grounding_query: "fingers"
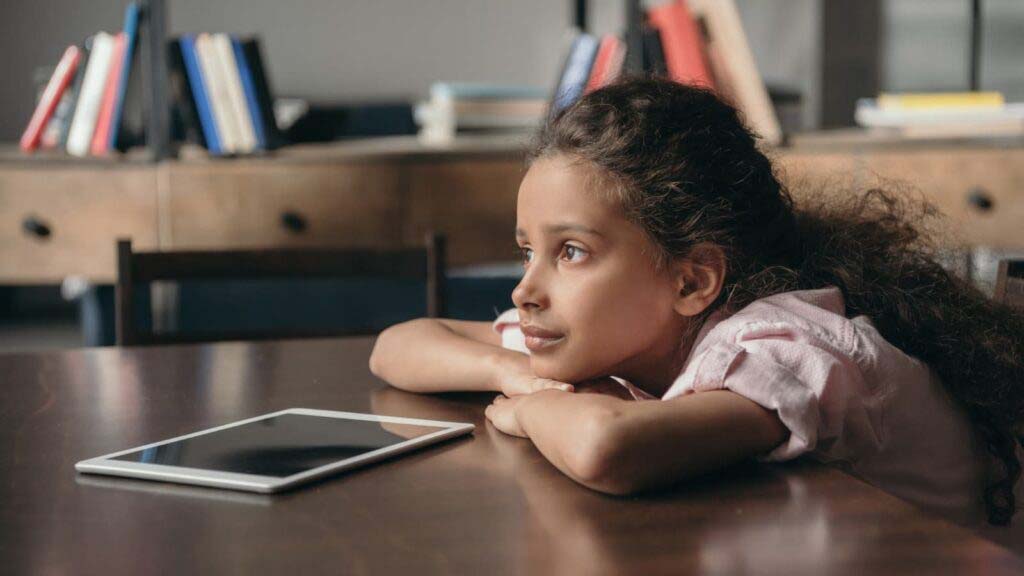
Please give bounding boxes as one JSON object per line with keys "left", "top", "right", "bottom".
{"left": 531, "top": 379, "right": 574, "bottom": 394}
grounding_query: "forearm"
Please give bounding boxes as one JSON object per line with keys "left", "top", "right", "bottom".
{"left": 369, "top": 318, "right": 526, "bottom": 393}
{"left": 514, "top": 390, "right": 630, "bottom": 490}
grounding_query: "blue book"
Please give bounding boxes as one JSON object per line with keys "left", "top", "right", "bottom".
{"left": 552, "top": 33, "right": 599, "bottom": 113}
{"left": 231, "top": 37, "right": 266, "bottom": 150}
{"left": 108, "top": 2, "right": 139, "bottom": 151}
{"left": 179, "top": 35, "right": 222, "bottom": 155}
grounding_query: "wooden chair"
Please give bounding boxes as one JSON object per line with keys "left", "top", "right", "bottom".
{"left": 115, "top": 234, "right": 446, "bottom": 346}
{"left": 993, "top": 259, "right": 1024, "bottom": 310}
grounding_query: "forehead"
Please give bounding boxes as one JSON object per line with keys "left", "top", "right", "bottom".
{"left": 517, "top": 156, "right": 624, "bottom": 231}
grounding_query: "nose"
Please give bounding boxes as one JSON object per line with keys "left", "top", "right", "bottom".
{"left": 511, "top": 265, "right": 546, "bottom": 311}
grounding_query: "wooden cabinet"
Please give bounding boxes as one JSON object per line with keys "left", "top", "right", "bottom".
{"left": 162, "top": 161, "right": 405, "bottom": 250}
{"left": 404, "top": 159, "right": 525, "bottom": 267}
{"left": 1, "top": 136, "right": 1022, "bottom": 284}
{"left": 860, "top": 148, "right": 1024, "bottom": 249}
{"left": 0, "top": 167, "right": 157, "bottom": 283}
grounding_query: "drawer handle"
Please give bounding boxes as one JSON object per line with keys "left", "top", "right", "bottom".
{"left": 967, "top": 188, "right": 995, "bottom": 212}
{"left": 280, "top": 210, "right": 308, "bottom": 234}
{"left": 22, "top": 216, "right": 52, "bottom": 239}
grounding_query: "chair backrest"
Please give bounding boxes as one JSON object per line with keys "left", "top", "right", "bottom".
{"left": 993, "top": 259, "right": 1024, "bottom": 310}
{"left": 116, "top": 234, "right": 446, "bottom": 346}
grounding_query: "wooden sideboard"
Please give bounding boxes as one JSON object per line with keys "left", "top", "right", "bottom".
{"left": 1, "top": 133, "right": 1022, "bottom": 284}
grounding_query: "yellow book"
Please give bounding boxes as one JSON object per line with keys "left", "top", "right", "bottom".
{"left": 878, "top": 92, "right": 1005, "bottom": 110}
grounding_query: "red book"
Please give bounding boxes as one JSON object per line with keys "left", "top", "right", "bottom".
{"left": 585, "top": 35, "right": 623, "bottom": 93}
{"left": 19, "top": 46, "right": 81, "bottom": 153}
{"left": 90, "top": 33, "right": 126, "bottom": 156}
{"left": 648, "top": 0, "right": 715, "bottom": 89}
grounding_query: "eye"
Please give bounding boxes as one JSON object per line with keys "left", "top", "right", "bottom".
{"left": 560, "top": 243, "right": 588, "bottom": 263}
{"left": 519, "top": 246, "right": 534, "bottom": 266}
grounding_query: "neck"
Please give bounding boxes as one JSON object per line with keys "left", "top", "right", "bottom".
{"left": 613, "top": 319, "right": 702, "bottom": 398}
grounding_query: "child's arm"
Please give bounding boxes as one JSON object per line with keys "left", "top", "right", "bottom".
{"left": 488, "top": 389, "right": 787, "bottom": 495}
{"left": 370, "top": 318, "right": 572, "bottom": 395}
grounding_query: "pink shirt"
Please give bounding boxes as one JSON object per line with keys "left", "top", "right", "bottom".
{"left": 493, "top": 286, "right": 1006, "bottom": 529}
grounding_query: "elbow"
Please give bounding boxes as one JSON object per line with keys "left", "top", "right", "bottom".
{"left": 563, "top": 409, "right": 639, "bottom": 496}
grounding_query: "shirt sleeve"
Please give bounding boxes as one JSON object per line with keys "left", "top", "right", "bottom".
{"left": 492, "top": 308, "right": 528, "bottom": 354}
{"left": 665, "top": 322, "right": 873, "bottom": 462}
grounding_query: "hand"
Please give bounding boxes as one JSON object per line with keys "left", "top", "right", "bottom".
{"left": 493, "top": 353, "right": 574, "bottom": 397}
{"left": 485, "top": 394, "right": 529, "bottom": 438}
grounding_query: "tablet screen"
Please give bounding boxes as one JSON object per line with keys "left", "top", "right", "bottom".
{"left": 112, "top": 413, "right": 440, "bottom": 477}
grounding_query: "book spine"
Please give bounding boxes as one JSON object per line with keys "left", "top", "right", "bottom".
{"left": 58, "top": 44, "right": 90, "bottom": 148}
{"left": 196, "top": 33, "right": 238, "bottom": 153}
{"left": 108, "top": 2, "right": 140, "bottom": 150}
{"left": 178, "top": 35, "right": 221, "bottom": 154}
{"left": 91, "top": 33, "right": 127, "bottom": 156}
{"left": 19, "top": 45, "right": 81, "bottom": 152}
{"left": 232, "top": 37, "right": 266, "bottom": 149}
{"left": 240, "top": 39, "right": 283, "bottom": 149}
{"left": 648, "top": 1, "right": 715, "bottom": 88}
{"left": 167, "top": 37, "right": 207, "bottom": 148}
{"left": 552, "top": 33, "right": 599, "bottom": 113}
{"left": 212, "top": 33, "right": 256, "bottom": 152}
{"left": 67, "top": 33, "right": 115, "bottom": 157}
{"left": 40, "top": 89, "right": 75, "bottom": 149}
{"left": 585, "top": 35, "right": 617, "bottom": 93}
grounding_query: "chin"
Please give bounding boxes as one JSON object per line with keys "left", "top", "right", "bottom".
{"left": 530, "top": 356, "right": 601, "bottom": 384}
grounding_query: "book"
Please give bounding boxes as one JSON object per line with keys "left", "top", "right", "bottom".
{"left": 67, "top": 32, "right": 115, "bottom": 157}
{"left": 855, "top": 98, "right": 1024, "bottom": 128}
{"left": 585, "top": 35, "right": 625, "bottom": 93}
{"left": 689, "top": 0, "right": 782, "bottom": 145}
{"left": 195, "top": 33, "right": 238, "bottom": 153}
{"left": 59, "top": 43, "right": 91, "bottom": 148}
{"left": 167, "top": 37, "right": 207, "bottom": 148}
{"left": 91, "top": 33, "right": 127, "bottom": 155}
{"left": 231, "top": 37, "right": 266, "bottom": 149}
{"left": 211, "top": 33, "right": 257, "bottom": 153}
{"left": 877, "top": 91, "right": 1005, "bottom": 110}
{"left": 642, "top": 25, "right": 669, "bottom": 76}
{"left": 40, "top": 87, "right": 76, "bottom": 149}
{"left": 107, "top": 2, "right": 140, "bottom": 150}
{"left": 238, "top": 38, "right": 284, "bottom": 149}
{"left": 551, "top": 32, "right": 600, "bottom": 114}
{"left": 647, "top": 0, "right": 715, "bottom": 89}
{"left": 20, "top": 45, "right": 81, "bottom": 152}
{"left": 178, "top": 35, "right": 221, "bottom": 154}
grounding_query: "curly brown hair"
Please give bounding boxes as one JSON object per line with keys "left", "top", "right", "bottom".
{"left": 531, "top": 76, "right": 1024, "bottom": 525}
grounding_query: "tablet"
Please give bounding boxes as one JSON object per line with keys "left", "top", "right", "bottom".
{"left": 75, "top": 408, "right": 474, "bottom": 493}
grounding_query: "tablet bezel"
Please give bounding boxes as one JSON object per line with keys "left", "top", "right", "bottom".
{"left": 74, "top": 408, "right": 475, "bottom": 493}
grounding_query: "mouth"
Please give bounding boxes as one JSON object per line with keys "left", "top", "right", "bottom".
{"left": 520, "top": 324, "right": 566, "bottom": 352}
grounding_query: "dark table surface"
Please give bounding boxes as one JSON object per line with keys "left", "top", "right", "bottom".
{"left": 2, "top": 337, "right": 1022, "bottom": 575}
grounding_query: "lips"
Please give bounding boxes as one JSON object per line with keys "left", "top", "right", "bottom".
{"left": 520, "top": 323, "right": 565, "bottom": 352}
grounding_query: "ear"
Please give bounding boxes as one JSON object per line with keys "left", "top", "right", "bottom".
{"left": 669, "top": 243, "right": 726, "bottom": 317}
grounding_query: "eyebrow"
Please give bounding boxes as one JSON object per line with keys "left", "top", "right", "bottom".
{"left": 515, "top": 223, "right": 606, "bottom": 239}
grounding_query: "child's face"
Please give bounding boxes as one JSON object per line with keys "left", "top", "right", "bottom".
{"left": 513, "top": 155, "right": 688, "bottom": 384}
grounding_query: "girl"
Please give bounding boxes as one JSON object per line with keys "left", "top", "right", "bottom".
{"left": 369, "top": 77, "right": 1024, "bottom": 530}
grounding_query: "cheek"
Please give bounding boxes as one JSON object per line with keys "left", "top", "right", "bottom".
{"left": 534, "top": 269, "right": 676, "bottom": 380}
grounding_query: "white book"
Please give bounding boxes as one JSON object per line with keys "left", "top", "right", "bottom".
{"left": 195, "top": 33, "right": 239, "bottom": 154}
{"left": 66, "top": 33, "right": 115, "bottom": 157}
{"left": 689, "top": 0, "right": 783, "bottom": 146}
{"left": 211, "top": 33, "right": 257, "bottom": 152}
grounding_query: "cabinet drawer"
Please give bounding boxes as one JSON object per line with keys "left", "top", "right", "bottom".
{"left": 405, "top": 159, "right": 526, "bottom": 267}
{"left": 164, "top": 162, "right": 405, "bottom": 250}
{"left": 0, "top": 167, "right": 157, "bottom": 283}
{"left": 862, "top": 149, "right": 1024, "bottom": 248}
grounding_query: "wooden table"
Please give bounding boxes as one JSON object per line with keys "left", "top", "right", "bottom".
{"left": 2, "top": 338, "right": 1021, "bottom": 575}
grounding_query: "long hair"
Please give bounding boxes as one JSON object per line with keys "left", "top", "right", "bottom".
{"left": 531, "top": 76, "right": 1024, "bottom": 525}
